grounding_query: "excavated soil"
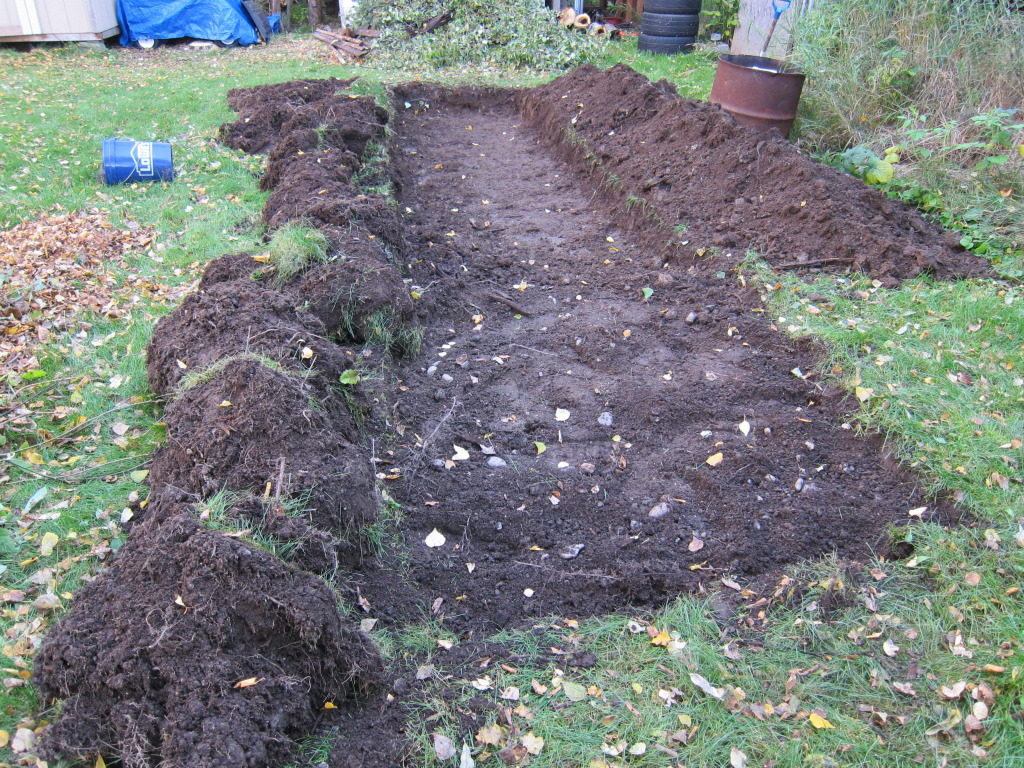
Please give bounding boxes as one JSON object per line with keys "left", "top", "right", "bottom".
{"left": 36, "top": 66, "right": 977, "bottom": 767}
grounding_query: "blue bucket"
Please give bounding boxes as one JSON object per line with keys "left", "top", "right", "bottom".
{"left": 101, "top": 138, "right": 174, "bottom": 185}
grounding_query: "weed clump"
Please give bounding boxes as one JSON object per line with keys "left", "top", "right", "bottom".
{"left": 354, "top": 0, "right": 600, "bottom": 70}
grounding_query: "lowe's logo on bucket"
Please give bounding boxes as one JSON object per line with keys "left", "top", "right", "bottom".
{"left": 130, "top": 141, "right": 155, "bottom": 177}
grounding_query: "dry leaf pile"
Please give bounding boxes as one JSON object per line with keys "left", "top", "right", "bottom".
{"left": 0, "top": 210, "right": 169, "bottom": 373}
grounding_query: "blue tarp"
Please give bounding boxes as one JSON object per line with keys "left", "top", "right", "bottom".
{"left": 117, "top": 0, "right": 262, "bottom": 46}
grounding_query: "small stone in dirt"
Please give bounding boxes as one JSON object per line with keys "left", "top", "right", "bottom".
{"left": 432, "top": 459, "right": 446, "bottom": 470}
{"left": 685, "top": 311, "right": 698, "bottom": 324}
{"left": 579, "top": 462, "right": 596, "bottom": 474}
{"left": 598, "top": 412, "right": 613, "bottom": 427}
{"left": 487, "top": 456, "right": 507, "bottom": 468}
{"left": 427, "top": 365, "right": 438, "bottom": 376}
{"left": 649, "top": 501, "right": 671, "bottom": 519}
{"left": 441, "top": 374, "right": 454, "bottom": 383}
{"left": 560, "top": 544, "right": 585, "bottom": 560}
{"left": 433, "top": 389, "right": 446, "bottom": 401}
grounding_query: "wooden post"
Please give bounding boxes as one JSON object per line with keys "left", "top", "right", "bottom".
{"left": 269, "top": 0, "right": 280, "bottom": 14}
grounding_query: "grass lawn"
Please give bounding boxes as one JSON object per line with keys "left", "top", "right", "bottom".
{"left": 1, "top": 32, "right": 1021, "bottom": 768}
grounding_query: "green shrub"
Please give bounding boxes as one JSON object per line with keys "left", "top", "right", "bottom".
{"left": 354, "top": 0, "right": 601, "bottom": 70}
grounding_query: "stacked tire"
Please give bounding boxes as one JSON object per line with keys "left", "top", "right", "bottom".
{"left": 638, "top": 0, "right": 702, "bottom": 55}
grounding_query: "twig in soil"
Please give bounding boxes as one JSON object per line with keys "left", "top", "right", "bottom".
{"left": 509, "top": 343, "right": 557, "bottom": 357}
{"left": 485, "top": 291, "right": 533, "bottom": 317}
{"left": 406, "top": 398, "right": 460, "bottom": 481}
{"left": 774, "top": 256, "right": 856, "bottom": 270}
{"left": 272, "top": 457, "right": 286, "bottom": 509}
{"left": 513, "top": 560, "right": 621, "bottom": 581}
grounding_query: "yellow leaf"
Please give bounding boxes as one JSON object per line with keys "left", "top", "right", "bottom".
{"left": 301, "top": 346, "right": 314, "bottom": 359}
{"left": 706, "top": 452, "right": 724, "bottom": 467}
{"left": 176, "top": 359, "right": 188, "bottom": 370}
{"left": 96, "top": 755, "right": 107, "bottom": 768}
{"left": 855, "top": 386, "right": 874, "bottom": 402}
{"left": 233, "top": 677, "right": 262, "bottom": 689}
{"left": 251, "top": 254, "right": 270, "bottom": 262}
{"left": 651, "top": 631, "right": 671, "bottom": 647}
{"left": 809, "top": 713, "right": 835, "bottom": 729}
{"left": 678, "top": 714, "right": 692, "bottom": 727}
{"left": 534, "top": 441, "right": 547, "bottom": 455}
{"left": 521, "top": 732, "right": 545, "bottom": 755}
{"left": 39, "top": 532, "right": 59, "bottom": 557}
{"left": 323, "top": 701, "right": 337, "bottom": 709}
{"left": 0, "top": 730, "right": 8, "bottom": 749}
{"left": 218, "top": 400, "right": 233, "bottom": 407}
{"left": 24, "top": 451, "right": 44, "bottom": 466}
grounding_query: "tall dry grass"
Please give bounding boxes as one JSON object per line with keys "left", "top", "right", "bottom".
{"left": 791, "top": 0, "right": 1024, "bottom": 148}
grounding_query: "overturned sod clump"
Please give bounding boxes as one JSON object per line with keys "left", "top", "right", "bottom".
{"left": 35, "top": 512, "right": 381, "bottom": 768}
{"left": 35, "top": 80, "right": 419, "bottom": 768}
{"left": 37, "top": 67, "right": 992, "bottom": 766}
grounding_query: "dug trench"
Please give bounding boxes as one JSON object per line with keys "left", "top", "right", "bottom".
{"left": 34, "top": 66, "right": 984, "bottom": 767}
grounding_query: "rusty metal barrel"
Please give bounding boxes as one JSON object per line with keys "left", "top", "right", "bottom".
{"left": 709, "top": 54, "right": 806, "bottom": 138}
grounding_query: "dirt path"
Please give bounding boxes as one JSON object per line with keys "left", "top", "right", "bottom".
{"left": 371, "top": 88, "right": 942, "bottom": 631}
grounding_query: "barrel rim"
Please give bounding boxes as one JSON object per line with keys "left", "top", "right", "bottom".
{"left": 717, "top": 53, "right": 804, "bottom": 77}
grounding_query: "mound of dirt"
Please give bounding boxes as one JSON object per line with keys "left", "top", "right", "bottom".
{"left": 147, "top": 358, "right": 374, "bottom": 537}
{"left": 145, "top": 277, "right": 354, "bottom": 400}
{"left": 221, "top": 86, "right": 402, "bottom": 243}
{"left": 518, "top": 63, "right": 989, "bottom": 284}
{"left": 35, "top": 512, "right": 381, "bottom": 768}
{"left": 220, "top": 77, "right": 358, "bottom": 155}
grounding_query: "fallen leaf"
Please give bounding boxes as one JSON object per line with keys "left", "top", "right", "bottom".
{"left": 10, "top": 727, "right": 35, "bottom": 753}
{"left": 112, "top": 422, "right": 130, "bottom": 436}
{"left": 218, "top": 400, "right": 233, "bottom": 407}
{"left": 0, "top": 730, "right": 8, "bottom": 749}
{"left": 925, "top": 708, "right": 962, "bottom": 736}
{"left": 706, "top": 452, "right": 724, "bottom": 467}
{"left": 433, "top": 733, "right": 457, "bottom": 761}
{"left": 965, "top": 572, "right": 982, "bottom": 586}
{"left": 855, "top": 386, "right": 874, "bottom": 402}
{"left": 808, "top": 712, "right": 835, "bottom": 729}
{"left": 521, "top": 732, "right": 545, "bottom": 756}
{"left": 39, "top": 531, "right": 59, "bottom": 556}
{"left": 730, "top": 747, "right": 747, "bottom": 768}
{"left": 628, "top": 742, "right": 647, "bottom": 756}
{"left": 908, "top": 506, "right": 927, "bottom": 518}
{"left": 472, "top": 676, "right": 494, "bottom": 691}
{"left": 501, "top": 686, "right": 521, "bottom": 701}
{"left": 892, "top": 681, "right": 916, "bottom": 696}
{"left": 555, "top": 408, "right": 571, "bottom": 422}
{"left": 233, "top": 677, "right": 262, "bottom": 688}
{"left": 688, "top": 535, "right": 705, "bottom": 552}
{"left": 689, "top": 673, "right": 725, "bottom": 700}
{"left": 323, "top": 701, "right": 337, "bottom": 709}
{"left": 651, "top": 631, "right": 671, "bottom": 647}
{"left": 973, "top": 701, "right": 989, "bottom": 720}
{"left": 563, "top": 680, "right": 587, "bottom": 701}
{"left": 939, "top": 681, "right": 967, "bottom": 699}
{"left": 452, "top": 444, "right": 471, "bottom": 461}
{"left": 883, "top": 639, "right": 900, "bottom": 657}
{"left": 738, "top": 419, "right": 751, "bottom": 437}
{"left": 534, "top": 441, "right": 547, "bottom": 455}
{"left": 461, "top": 741, "right": 476, "bottom": 768}
{"left": 416, "top": 665, "right": 434, "bottom": 680}
{"left": 425, "top": 529, "right": 447, "bottom": 548}
{"left": 477, "top": 724, "right": 503, "bottom": 746}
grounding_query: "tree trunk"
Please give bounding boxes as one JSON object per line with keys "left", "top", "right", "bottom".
{"left": 269, "top": 0, "right": 280, "bottom": 14}
{"left": 308, "top": 0, "right": 325, "bottom": 28}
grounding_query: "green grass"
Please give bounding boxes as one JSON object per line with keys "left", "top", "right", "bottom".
{"left": 432, "top": 539, "right": 1022, "bottom": 767}
{"left": 266, "top": 221, "right": 329, "bottom": 285}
